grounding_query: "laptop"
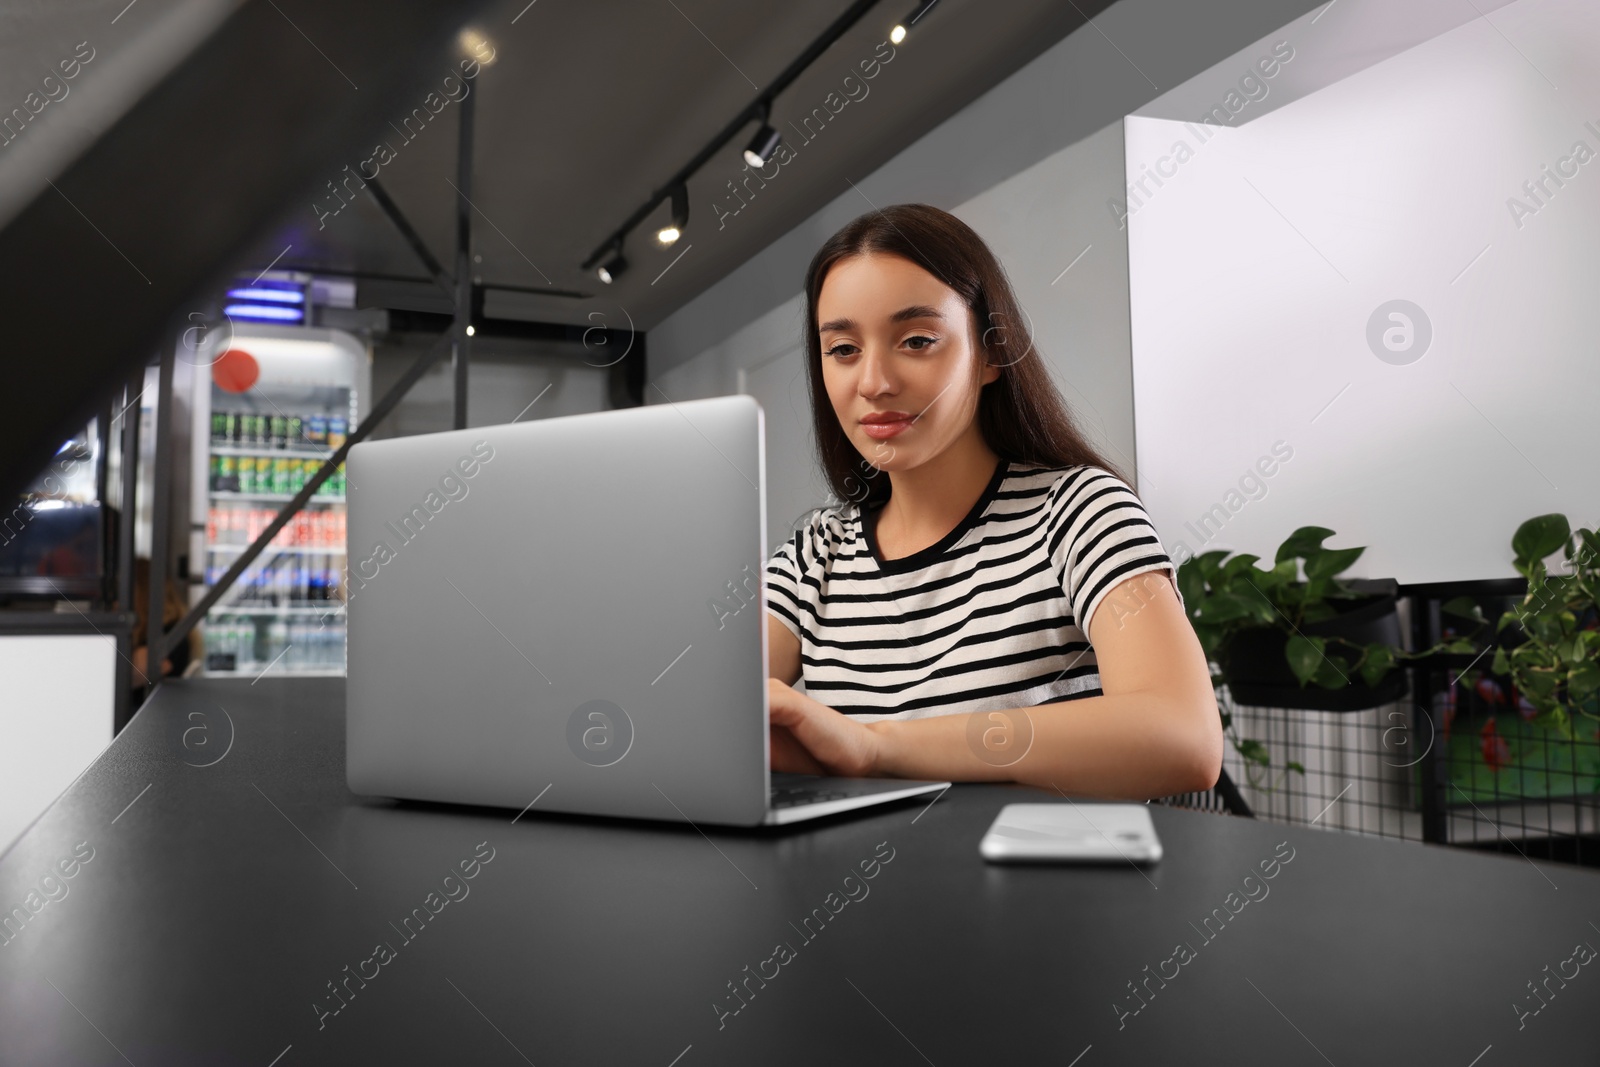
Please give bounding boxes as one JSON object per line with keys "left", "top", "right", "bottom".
{"left": 344, "top": 393, "right": 948, "bottom": 826}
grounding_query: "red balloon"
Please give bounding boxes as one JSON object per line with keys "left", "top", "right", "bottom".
{"left": 213, "top": 349, "right": 260, "bottom": 393}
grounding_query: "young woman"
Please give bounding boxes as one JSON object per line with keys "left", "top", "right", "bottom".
{"left": 763, "top": 204, "right": 1221, "bottom": 801}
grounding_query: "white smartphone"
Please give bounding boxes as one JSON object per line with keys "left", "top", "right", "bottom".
{"left": 979, "top": 803, "right": 1163, "bottom": 864}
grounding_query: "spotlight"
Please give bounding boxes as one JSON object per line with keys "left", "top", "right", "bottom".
{"left": 465, "top": 325, "right": 475, "bottom": 337}
{"left": 597, "top": 243, "right": 627, "bottom": 284}
{"left": 656, "top": 185, "right": 689, "bottom": 246}
{"left": 743, "top": 101, "right": 782, "bottom": 168}
{"left": 459, "top": 28, "right": 496, "bottom": 65}
{"left": 891, "top": 0, "right": 939, "bottom": 43}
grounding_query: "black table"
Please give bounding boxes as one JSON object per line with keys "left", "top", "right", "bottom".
{"left": 2, "top": 678, "right": 1596, "bottom": 1065}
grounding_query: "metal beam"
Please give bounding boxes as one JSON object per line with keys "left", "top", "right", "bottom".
{"left": 0, "top": 0, "right": 498, "bottom": 505}
{"left": 365, "top": 178, "right": 454, "bottom": 296}
{"left": 154, "top": 331, "right": 454, "bottom": 667}
{"left": 116, "top": 373, "right": 140, "bottom": 630}
{"left": 451, "top": 86, "right": 477, "bottom": 430}
{"left": 145, "top": 345, "right": 174, "bottom": 698}
{"left": 580, "top": 0, "right": 885, "bottom": 271}
{"left": 94, "top": 396, "right": 113, "bottom": 607}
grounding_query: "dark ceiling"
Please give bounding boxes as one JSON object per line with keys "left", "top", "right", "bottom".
{"left": 0, "top": 0, "right": 1117, "bottom": 502}
{"left": 252, "top": 0, "right": 1116, "bottom": 328}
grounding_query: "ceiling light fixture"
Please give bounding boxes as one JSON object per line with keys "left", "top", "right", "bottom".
{"left": 656, "top": 184, "right": 689, "bottom": 246}
{"left": 459, "top": 28, "right": 496, "bottom": 65}
{"left": 597, "top": 241, "right": 627, "bottom": 284}
{"left": 742, "top": 101, "right": 782, "bottom": 168}
{"left": 890, "top": 0, "right": 940, "bottom": 44}
{"left": 581, "top": 0, "right": 941, "bottom": 279}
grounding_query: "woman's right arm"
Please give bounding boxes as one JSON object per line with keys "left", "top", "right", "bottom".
{"left": 766, "top": 614, "right": 801, "bottom": 686}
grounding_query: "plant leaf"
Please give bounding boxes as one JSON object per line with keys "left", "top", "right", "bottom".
{"left": 1305, "top": 545, "right": 1366, "bottom": 581}
{"left": 1275, "top": 526, "right": 1337, "bottom": 564}
{"left": 1360, "top": 644, "right": 1395, "bottom": 687}
{"left": 1194, "top": 550, "right": 1231, "bottom": 583}
{"left": 1313, "top": 656, "right": 1349, "bottom": 689}
{"left": 1195, "top": 591, "right": 1260, "bottom": 625}
{"left": 1511, "top": 513, "right": 1570, "bottom": 566}
{"left": 1285, "top": 634, "right": 1327, "bottom": 685}
{"left": 1234, "top": 739, "right": 1270, "bottom": 766}
{"left": 1222, "top": 553, "right": 1263, "bottom": 580}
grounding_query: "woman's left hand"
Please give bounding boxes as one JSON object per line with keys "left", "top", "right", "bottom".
{"left": 767, "top": 678, "right": 885, "bottom": 778}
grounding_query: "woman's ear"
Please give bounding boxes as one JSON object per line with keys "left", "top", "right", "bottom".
{"left": 980, "top": 359, "right": 1001, "bottom": 386}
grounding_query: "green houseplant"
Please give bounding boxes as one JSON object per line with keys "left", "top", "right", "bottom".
{"left": 1483, "top": 514, "right": 1600, "bottom": 739}
{"left": 1178, "top": 526, "right": 1481, "bottom": 780}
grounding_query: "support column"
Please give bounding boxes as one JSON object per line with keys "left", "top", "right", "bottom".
{"left": 451, "top": 86, "right": 477, "bottom": 431}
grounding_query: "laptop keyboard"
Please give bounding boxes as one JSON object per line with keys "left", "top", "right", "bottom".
{"left": 769, "top": 784, "right": 855, "bottom": 809}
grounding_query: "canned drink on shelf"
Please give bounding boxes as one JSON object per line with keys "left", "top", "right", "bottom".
{"left": 327, "top": 416, "right": 348, "bottom": 451}
{"left": 287, "top": 415, "right": 304, "bottom": 450}
{"left": 267, "top": 415, "right": 285, "bottom": 449}
{"left": 307, "top": 414, "right": 327, "bottom": 447}
{"left": 237, "top": 455, "right": 254, "bottom": 494}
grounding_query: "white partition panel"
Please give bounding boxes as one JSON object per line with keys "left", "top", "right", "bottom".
{"left": 0, "top": 635, "right": 115, "bottom": 853}
{"left": 1128, "top": 0, "right": 1600, "bottom": 583}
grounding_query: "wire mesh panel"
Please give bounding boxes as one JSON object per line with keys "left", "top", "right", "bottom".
{"left": 1158, "top": 565, "right": 1599, "bottom": 863}
{"left": 1205, "top": 685, "right": 1600, "bottom": 868}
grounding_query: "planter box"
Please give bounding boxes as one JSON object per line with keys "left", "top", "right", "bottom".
{"left": 1221, "top": 580, "right": 1407, "bottom": 712}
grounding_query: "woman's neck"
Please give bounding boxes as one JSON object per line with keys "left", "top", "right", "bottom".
{"left": 874, "top": 426, "right": 1001, "bottom": 552}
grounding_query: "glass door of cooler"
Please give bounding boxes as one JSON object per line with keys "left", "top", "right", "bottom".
{"left": 188, "top": 324, "right": 370, "bottom": 678}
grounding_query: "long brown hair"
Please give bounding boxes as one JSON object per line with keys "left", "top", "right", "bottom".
{"left": 802, "top": 203, "right": 1127, "bottom": 510}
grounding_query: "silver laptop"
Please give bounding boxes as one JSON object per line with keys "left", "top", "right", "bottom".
{"left": 344, "top": 394, "right": 948, "bottom": 826}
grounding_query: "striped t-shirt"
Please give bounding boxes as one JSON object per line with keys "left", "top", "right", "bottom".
{"left": 764, "top": 460, "right": 1183, "bottom": 721}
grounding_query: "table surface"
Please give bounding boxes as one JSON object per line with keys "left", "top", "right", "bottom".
{"left": 2, "top": 677, "right": 1597, "bottom": 1066}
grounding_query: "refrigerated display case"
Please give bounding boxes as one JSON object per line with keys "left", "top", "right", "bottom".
{"left": 187, "top": 322, "right": 370, "bottom": 677}
{"left": 0, "top": 422, "right": 106, "bottom": 602}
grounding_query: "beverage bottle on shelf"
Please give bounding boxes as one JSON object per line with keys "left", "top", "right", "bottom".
{"left": 327, "top": 416, "right": 348, "bottom": 451}
{"left": 268, "top": 618, "right": 289, "bottom": 668}
{"left": 312, "top": 556, "right": 327, "bottom": 602}
{"left": 227, "top": 617, "right": 246, "bottom": 672}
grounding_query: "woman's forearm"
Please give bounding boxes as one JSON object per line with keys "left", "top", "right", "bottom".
{"left": 868, "top": 689, "right": 1222, "bottom": 800}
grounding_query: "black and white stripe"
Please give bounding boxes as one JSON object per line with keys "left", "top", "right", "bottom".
{"left": 764, "top": 461, "right": 1182, "bottom": 720}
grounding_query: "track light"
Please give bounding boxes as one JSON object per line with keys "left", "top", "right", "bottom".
{"left": 597, "top": 242, "right": 627, "bottom": 284}
{"left": 743, "top": 101, "right": 782, "bottom": 168}
{"left": 890, "top": 0, "right": 939, "bottom": 43}
{"left": 656, "top": 184, "right": 689, "bottom": 246}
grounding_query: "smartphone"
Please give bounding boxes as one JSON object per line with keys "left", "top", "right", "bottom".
{"left": 979, "top": 803, "right": 1163, "bottom": 864}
